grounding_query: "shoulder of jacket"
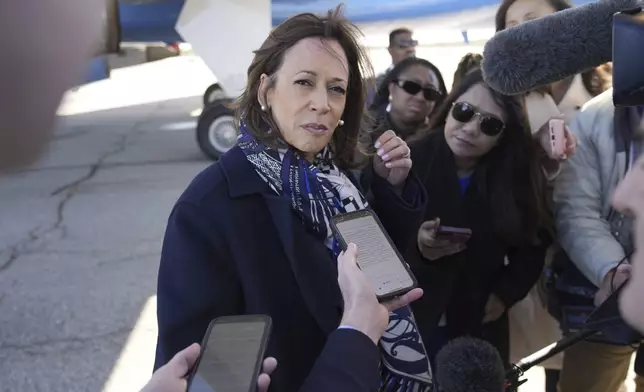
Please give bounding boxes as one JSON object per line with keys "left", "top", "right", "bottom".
{"left": 578, "top": 88, "right": 614, "bottom": 116}
{"left": 571, "top": 88, "right": 615, "bottom": 137}
{"left": 177, "top": 162, "right": 229, "bottom": 208}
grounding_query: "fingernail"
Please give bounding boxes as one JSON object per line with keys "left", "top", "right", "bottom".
{"left": 377, "top": 148, "right": 385, "bottom": 156}
{"left": 375, "top": 140, "right": 381, "bottom": 149}
{"left": 381, "top": 153, "right": 390, "bottom": 161}
{"left": 385, "top": 162, "right": 392, "bottom": 168}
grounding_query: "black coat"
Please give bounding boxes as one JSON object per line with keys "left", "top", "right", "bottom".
{"left": 406, "top": 132, "right": 549, "bottom": 347}
{"left": 154, "top": 145, "right": 427, "bottom": 392}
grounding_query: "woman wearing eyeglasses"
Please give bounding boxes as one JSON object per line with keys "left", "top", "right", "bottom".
{"left": 405, "top": 67, "right": 552, "bottom": 377}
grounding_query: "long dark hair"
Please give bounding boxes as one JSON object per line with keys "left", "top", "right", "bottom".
{"left": 419, "top": 68, "right": 551, "bottom": 245}
{"left": 495, "top": 0, "right": 611, "bottom": 97}
{"left": 369, "top": 57, "right": 447, "bottom": 112}
{"left": 236, "top": 5, "right": 374, "bottom": 170}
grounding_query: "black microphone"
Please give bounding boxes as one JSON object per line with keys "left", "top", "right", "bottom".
{"left": 435, "top": 337, "right": 505, "bottom": 392}
{"left": 482, "top": 0, "right": 638, "bottom": 95}
{"left": 506, "top": 280, "right": 642, "bottom": 390}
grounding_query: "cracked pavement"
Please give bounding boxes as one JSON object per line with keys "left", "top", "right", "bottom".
{"left": 0, "top": 56, "right": 214, "bottom": 392}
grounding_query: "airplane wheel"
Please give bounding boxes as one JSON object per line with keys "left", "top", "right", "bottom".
{"left": 203, "top": 83, "right": 227, "bottom": 106}
{"left": 196, "top": 102, "right": 238, "bottom": 160}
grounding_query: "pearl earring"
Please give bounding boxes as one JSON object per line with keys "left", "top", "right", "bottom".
{"left": 260, "top": 105, "right": 266, "bottom": 111}
{"left": 338, "top": 119, "right": 344, "bottom": 127}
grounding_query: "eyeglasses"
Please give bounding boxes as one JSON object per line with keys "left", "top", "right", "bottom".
{"left": 393, "top": 79, "right": 442, "bottom": 102}
{"left": 451, "top": 102, "right": 505, "bottom": 136}
{"left": 395, "top": 39, "right": 418, "bottom": 49}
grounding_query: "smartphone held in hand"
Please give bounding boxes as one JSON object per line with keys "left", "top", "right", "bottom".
{"left": 549, "top": 119, "right": 566, "bottom": 158}
{"left": 331, "top": 210, "right": 418, "bottom": 302}
{"left": 187, "top": 315, "right": 272, "bottom": 392}
{"left": 435, "top": 226, "right": 472, "bottom": 244}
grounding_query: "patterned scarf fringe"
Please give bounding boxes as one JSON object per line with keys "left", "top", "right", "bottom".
{"left": 380, "top": 368, "right": 434, "bottom": 392}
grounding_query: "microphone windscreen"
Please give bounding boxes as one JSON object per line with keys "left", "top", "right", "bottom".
{"left": 435, "top": 337, "right": 505, "bottom": 392}
{"left": 482, "top": 0, "right": 638, "bottom": 95}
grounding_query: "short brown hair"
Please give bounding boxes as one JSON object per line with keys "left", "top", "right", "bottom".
{"left": 236, "top": 5, "right": 374, "bottom": 170}
{"left": 389, "top": 28, "right": 413, "bottom": 47}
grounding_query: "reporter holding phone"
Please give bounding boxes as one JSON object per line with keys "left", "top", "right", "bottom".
{"left": 405, "top": 68, "right": 552, "bottom": 374}
{"left": 142, "top": 344, "right": 277, "bottom": 392}
{"left": 154, "top": 7, "right": 432, "bottom": 392}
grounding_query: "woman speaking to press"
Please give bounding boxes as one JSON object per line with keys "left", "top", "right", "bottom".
{"left": 154, "top": 6, "right": 434, "bottom": 392}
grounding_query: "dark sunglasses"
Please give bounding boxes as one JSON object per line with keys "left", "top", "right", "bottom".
{"left": 393, "top": 79, "right": 442, "bottom": 102}
{"left": 451, "top": 102, "right": 505, "bottom": 136}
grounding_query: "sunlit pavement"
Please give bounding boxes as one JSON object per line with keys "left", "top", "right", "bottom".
{"left": 0, "top": 44, "right": 636, "bottom": 392}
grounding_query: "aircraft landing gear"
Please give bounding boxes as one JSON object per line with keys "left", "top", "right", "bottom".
{"left": 203, "top": 83, "right": 227, "bottom": 106}
{"left": 196, "top": 99, "right": 238, "bottom": 160}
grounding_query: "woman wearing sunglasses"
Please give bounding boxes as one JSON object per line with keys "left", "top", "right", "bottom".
{"left": 369, "top": 57, "right": 446, "bottom": 141}
{"left": 361, "top": 57, "right": 446, "bottom": 189}
{"left": 405, "top": 67, "right": 552, "bottom": 377}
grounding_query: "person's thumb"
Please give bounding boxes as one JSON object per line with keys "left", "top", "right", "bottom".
{"left": 338, "top": 243, "right": 359, "bottom": 271}
{"left": 167, "top": 343, "right": 201, "bottom": 378}
{"left": 420, "top": 218, "right": 439, "bottom": 232}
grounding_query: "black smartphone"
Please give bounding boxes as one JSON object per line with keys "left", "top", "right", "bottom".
{"left": 187, "top": 315, "right": 272, "bottom": 392}
{"left": 331, "top": 210, "right": 418, "bottom": 302}
{"left": 435, "top": 225, "right": 472, "bottom": 244}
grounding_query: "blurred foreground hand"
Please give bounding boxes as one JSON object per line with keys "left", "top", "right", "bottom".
{"left": 1, "top": 1, "right": 104, "bottom": 171}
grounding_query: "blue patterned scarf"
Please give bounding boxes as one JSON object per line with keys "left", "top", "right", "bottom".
{"left": 237, "top": 119, "right": 434, "bottom": 392}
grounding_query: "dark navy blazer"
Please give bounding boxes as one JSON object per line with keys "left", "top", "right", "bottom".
{"left": 154, "top": 145, "right": 426, "bottom": 391}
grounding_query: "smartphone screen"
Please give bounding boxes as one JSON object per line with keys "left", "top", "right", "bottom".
{"left": 188, "top": 316, "right": 271, "bottom": 392}
{"left": 333, "top": 211, "right": 415, "bottom": 299}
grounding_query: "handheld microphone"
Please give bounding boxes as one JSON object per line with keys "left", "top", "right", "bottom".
{"left": 482, "top": 0, "right": 639, "bottom": 95}
{"left": 435, "top": 337, "right": 505, "bottom": 392}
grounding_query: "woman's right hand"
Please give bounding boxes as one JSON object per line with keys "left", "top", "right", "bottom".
{"left": 536, "top": 118, "right": 577, "bottom": 160}
{"left": 417, "top": 218, "right": 466, "bottom": 261}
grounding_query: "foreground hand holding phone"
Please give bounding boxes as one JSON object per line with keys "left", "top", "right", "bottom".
{"left": 337, "top": 243, "right": 424, "bottom": 345}
{"left": 141, "top": 344, "right": 277, "bottom": 392}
